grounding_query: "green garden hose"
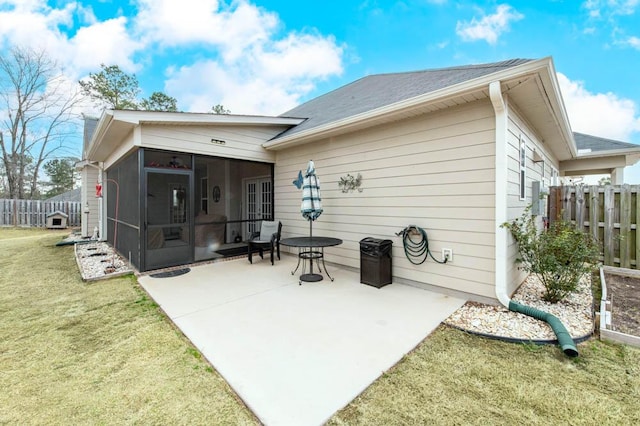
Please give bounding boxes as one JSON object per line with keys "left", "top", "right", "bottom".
{"left": 397, "top": 225, "right": 448, "bottom": 265}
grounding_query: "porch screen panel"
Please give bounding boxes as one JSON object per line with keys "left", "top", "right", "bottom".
{"left": 106, "top": 150, "right": 141, "bottom": 269}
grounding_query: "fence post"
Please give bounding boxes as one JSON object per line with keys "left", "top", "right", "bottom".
{"left": 620, "top": 184, "right": 631, "bottom": 268}
{"left": 561, "top": 185, "right": 572, "bottom": 222}
{"left": 575, "top": 185, "right": 585, "bottom": 231}
{"left": 604, "top": 186, "right": 615, "bottom": 266}
{"left": 589, "top": 186, "right": 600, "bottom": 244}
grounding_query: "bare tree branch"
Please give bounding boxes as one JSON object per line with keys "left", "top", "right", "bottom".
{"left": 0, "top": 46, "right": 82, "bottom": 199}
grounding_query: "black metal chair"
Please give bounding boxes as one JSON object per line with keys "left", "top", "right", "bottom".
{"left": 248, "top": 220, "right": 282, "bottom": 265}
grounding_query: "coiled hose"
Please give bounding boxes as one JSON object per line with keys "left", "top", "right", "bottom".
{"left": 397, "top": 225, "right": 447, "bottom": 265}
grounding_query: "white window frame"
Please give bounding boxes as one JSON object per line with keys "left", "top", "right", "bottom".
{"left": 519, "top": 136, "right": 527, "bottom": 201}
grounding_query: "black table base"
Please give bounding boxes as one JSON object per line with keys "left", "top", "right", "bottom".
{"left": 300, "top": 273, "right": 323, "bottom": 283}
{"left": 280, "top": 237, "right": 343, "bottom": 285}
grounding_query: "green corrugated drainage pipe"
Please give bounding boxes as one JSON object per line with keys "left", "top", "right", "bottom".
{"left": 508, "top": 300, "right": 579, "bottom": 357}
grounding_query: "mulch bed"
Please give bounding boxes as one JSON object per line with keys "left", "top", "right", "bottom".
{"left": 604, "top": 272, "right": 640, "bottom": 336}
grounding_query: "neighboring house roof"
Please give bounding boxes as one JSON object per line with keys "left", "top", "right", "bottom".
{"left": 45, "top": 187, "right": 81, "bottom": 203}
{"left": 574, "top": 132, "right": 639, "bottom": 152}
{"left": 277, "top": 58, "right": 532, "bottom": 139}
{"left": 564, "top": 132, "right": 640, "bottom": 177}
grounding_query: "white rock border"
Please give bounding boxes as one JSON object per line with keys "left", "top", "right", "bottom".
{"left": 75, "top": 241, "right": 133, "bottom": 282}
{"left": 444, "top": 274, "right": 594, "bottom": 341}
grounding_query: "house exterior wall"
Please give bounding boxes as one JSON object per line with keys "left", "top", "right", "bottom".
{"left": 103, "top": 131, "right": 136, "bottom": 170}
{"left": 274, "top": 100, "right": 498, "bottom": 300}
{"left": 140, "top": 124, "right": 288, "bottom": 164}
{"left": 80, "top": 165, "right": 100, "bottom": 237}
{"left": 505, "top": 101, "right": 561, "bottom": 296}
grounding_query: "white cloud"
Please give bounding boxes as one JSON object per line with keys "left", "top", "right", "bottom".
{"left": 133, "top": 0, "right": 279, "bottom": 62}
{"left": 456, "top": 4, "right": 524, "bottom": 44}
{"left": 627, "top": 36, "right": 640, "bottom": 49}
{"left": 0, "top": 1, "right": 142, "bottom": 77}
{"left": 69, "top": 17, "right": 142, "bottom": 73}
{"left": 583, "top": 0, "right": 639, "bottom": 17}
{"left": 165, "top": 31, "right": 344, "bottom": 115}
{"left": 558, "top": 70, "right": 640, "bottom": 184}
{"left": 0, "top": 0, "right": 345, "bottom": 117}
{"left": 165, "top": 61, "right": 300, "bottom": 115}
{"left": 557, "top": 72, "right": 640, "bottom": 142}
{"left": 140, "top": 0, "right": 345, "bottom": 114}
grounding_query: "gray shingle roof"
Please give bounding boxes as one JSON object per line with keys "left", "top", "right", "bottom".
{"left": 276, "top": 59, "right": 532, "bottom": 139}
{"left": 574, "top": 132, "right": 639, "bottom": 152}
{"left": 45, "top": 187, "right": 81, "bottom": 203}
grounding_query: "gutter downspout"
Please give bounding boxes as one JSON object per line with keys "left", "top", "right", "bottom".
{"left": 490, "top": 81, "right": 578, "bottom": 357}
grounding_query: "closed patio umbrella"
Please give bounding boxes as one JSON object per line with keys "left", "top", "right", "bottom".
{"left": 301, "top": 160, "right": 323, "bottom": 238}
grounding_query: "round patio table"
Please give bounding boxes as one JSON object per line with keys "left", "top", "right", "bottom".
{"left": 280, "top": 236, "right": 343, "bottom": 285}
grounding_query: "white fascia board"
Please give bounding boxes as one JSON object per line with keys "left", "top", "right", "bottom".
{"left": 264, "top": 58, "right": 560, "bottom": 150}
{"left": 87, "top": 109, "right": 303, "bottom": 161}
{"left": 538, "top": 59, "right": 577, "bottom": 158}
{"left": 575, "top": 147, "right": 640, "bottom": 159}
{"left": 111, "top": 109, "right": 304, "bottom": 126}
{"left": 86, "top": 110, "right": 115, "bottom": 160}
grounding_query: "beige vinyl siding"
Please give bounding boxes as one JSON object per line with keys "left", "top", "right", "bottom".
{"left": 80, "top": 165, "right": 100, "bottom": 237}
{"left": 505, "top": 104, "right": 560, "bottom": 295}
{"left": 140, "top": 124, "right": 289, "bottom": 163}
{"left": 274, "top": 100, "right": 497, "bottom": 299}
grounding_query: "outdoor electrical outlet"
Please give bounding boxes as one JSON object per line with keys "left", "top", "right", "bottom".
{"left": 442, "top": 248, "right": 453, "bottom": 262}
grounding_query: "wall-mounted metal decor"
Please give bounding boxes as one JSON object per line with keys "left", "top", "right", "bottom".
{"left": 338, "top": 173, "right": 363, "bottom": 193}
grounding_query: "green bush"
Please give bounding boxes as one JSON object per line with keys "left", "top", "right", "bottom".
{"left": 502, "top": 210, "right": 600, "bottom": 303}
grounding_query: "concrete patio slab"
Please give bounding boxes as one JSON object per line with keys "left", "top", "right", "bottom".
{"left": 138, "top": 256, "right": 465, "bottom": 426}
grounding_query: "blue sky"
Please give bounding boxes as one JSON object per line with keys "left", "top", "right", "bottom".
{"left": 1, "top": 0, "right": 640, "bottom": 180}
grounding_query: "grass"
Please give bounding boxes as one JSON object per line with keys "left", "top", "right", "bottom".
{"left": 328, "top": 327, "right": 640, "bottom": 425}
{"left": 1, "top": 228, "right": 639, "bottom": 425}
{"left": 0, "top": 228, "right": 257, "bottom": 425}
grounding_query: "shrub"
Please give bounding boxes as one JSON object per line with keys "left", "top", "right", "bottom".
{"left": 502, "top": 209, "right": 600, "bottom": 303}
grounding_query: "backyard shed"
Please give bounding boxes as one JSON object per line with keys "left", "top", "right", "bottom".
{"left": 46, "top": 211, "right": 69, "bottom": 229}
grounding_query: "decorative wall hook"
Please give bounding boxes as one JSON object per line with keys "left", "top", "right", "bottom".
{"left": 339, "top": 173, "right": 363, "bottom": 193}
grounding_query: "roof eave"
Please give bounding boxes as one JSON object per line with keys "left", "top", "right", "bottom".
{"left": 576, "top": 147, "right": 640, "bottom": 159}
{"left": 86, "top": 110, "right": 305, "bottom": 161}
{"left": 86, "top": 110, "right": 115, "bottom": 161}
{"left": 263, "top": 57, "right": 568, "bottom": 150}
{"left": 111, "top": 109, "right": 304, "bottom": 126}
{"left": 537, "top": 58, "right": 577, "bottom": 159}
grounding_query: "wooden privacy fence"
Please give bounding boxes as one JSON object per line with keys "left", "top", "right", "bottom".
{"left": 549, "top": 185, "right": 640, "bottom": 269}
{"left": 0, "top": 199, "right": 82, "bottom": 228}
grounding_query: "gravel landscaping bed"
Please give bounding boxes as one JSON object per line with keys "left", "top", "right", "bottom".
{"left": 75, "top": 241, "right": 133, "bottom": 281}
{"left": 444, "top": 274, "right": 594, "bottom": 341}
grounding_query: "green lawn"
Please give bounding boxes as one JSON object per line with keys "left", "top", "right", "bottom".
{"left": 0, "top": 229, "right": 257, "bottom": 425}
{"left": 1, "top": 228, "right": 639, "bottom": 425}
